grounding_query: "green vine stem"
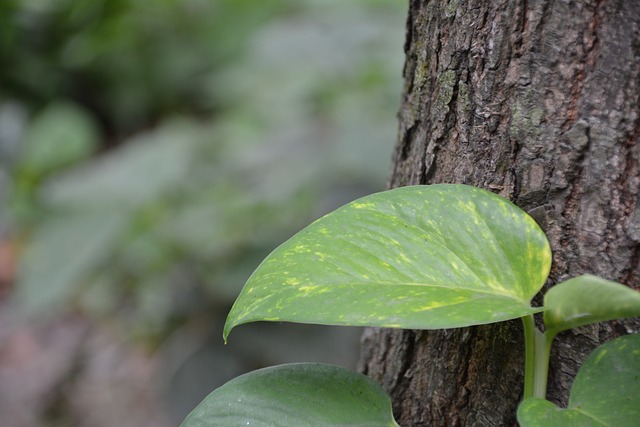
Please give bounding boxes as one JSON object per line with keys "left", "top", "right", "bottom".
{"left": 522, "top": 315, "right": 537, "bottom": 399}
{"left": 522, "top": 315, "right": 555, "bottom": 400}
{"left": 533, "top": 330, "right": 553, "bottom": 398}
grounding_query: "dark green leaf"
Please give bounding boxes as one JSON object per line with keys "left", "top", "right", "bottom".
{"left": 518, "top": 334, "right": 640, "bottom": 427}
{"left": 225, "top": 184, "right": 551, "bottom": 339}
{"left": 544, "top": 275, "right": 640, "bottom": 337}
{"left": 181, "top": 363, "right": 398, "bottom": 427}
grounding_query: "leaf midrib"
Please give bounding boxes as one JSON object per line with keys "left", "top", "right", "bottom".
{"left": 280, "top": 280, "right": 533, "bottom": 304}
{"left": 566, "top": 406, "right": 610, "bottom": 426}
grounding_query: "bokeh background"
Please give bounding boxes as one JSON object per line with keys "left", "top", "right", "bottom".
{"left": 0, "top": 1, "right": 406, "bottom": 425}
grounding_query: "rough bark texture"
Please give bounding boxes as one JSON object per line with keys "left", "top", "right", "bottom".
{"left": 358, "top": 1, "right": 640, "bottom": 425}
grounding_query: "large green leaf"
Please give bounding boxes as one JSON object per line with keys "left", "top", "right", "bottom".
{"left": 42, "top": 121, "right": 195, "bottom": 209}
{"left": 544, "top": 275, "right": 640, "bottom": 337}
{"left": 225, "top": 184, "right": 551, "bottom": 339}
{"left": 15, "top": 211, "right": 129, "bottom": 315}
{"left": 181, "top": 363, "right": 398, "bottom": 427}
{"left": 517, "top": 333, "right": 640, "bottom": 427}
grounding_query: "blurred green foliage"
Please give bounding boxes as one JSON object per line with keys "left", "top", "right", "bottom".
{"left": 2, "top": 0, "right": 405, "bottom": 344}
{"left": 0, "top": 1, "right": 406, "bottom": 423}
{"left": 1, "top": 0, "right": 293, "bottom": 133}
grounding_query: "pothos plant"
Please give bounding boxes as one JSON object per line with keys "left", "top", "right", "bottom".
{"left": 182, "top": 184, "right": 640, "bottom": 426}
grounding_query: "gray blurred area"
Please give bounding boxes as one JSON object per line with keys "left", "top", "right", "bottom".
{"left": 0, "top": 1, "right": 406, "bottom": 425}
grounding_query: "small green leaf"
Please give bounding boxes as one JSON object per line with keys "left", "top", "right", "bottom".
{"left": 21, "top": 101, "right": 99, "bottom": 175}
{"left": 518, "top": 334, "right": 640, "bottom": 427}
{"left": 181, "top": 363, "right": 398, "bottom": 427}
{"left": 225, "top": 184, "right": 551, "bottom": 339}
{"left": 544, "top": 275, "right": 640, "bottom": 337}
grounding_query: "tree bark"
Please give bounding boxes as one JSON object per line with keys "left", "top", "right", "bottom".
{"left": 358, "top": 1, "right": 640, "bottom": 425}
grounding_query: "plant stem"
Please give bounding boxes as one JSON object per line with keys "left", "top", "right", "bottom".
{"left": 522, "top": 315, "right": 555, "bottom": 400}
{"left": 532, "top": 331, "right": 554, "bottom": 399}
{"left": 522, "top": 315, "right": 537, "bottom": 399}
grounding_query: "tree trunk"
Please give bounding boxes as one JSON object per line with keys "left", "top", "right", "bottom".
{"left": 358, "top": 1, "right": 640, "bottom": 425}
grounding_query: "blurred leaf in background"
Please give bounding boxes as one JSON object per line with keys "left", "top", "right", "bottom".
{"left": 0, "top": 0, "right": 406, "bottom": 425}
